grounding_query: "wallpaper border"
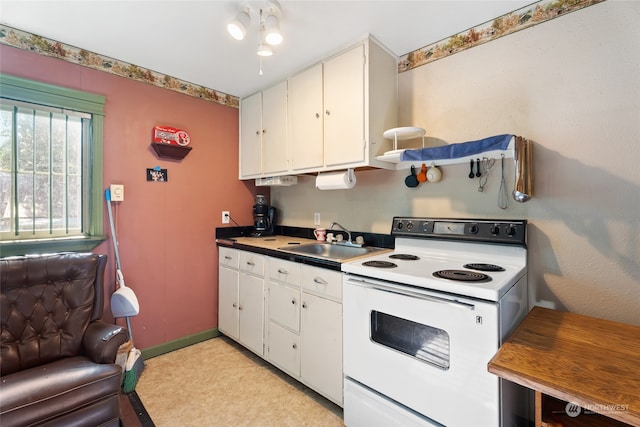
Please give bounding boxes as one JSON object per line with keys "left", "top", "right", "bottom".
{"left": 0, "top": 24, "right": 239, "bottom": 109}
{"left": 399, "top": 0, "right": 605, "bottom": 73}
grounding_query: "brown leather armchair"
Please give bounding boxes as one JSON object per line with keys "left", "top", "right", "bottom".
{"left": 0, "top": 252, "right": 130, "bottom": 427}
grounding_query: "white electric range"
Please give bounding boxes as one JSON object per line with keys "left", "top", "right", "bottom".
{"left": 341, "top": 217, "right": 531, "bottom": 427}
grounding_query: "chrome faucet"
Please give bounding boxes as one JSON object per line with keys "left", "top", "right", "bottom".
{"left": 329, "top": 222, "right": 354, "bottom": 245}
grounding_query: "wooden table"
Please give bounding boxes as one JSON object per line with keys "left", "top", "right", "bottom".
{"left": 488, "top": 306, "right": 640, "bottom": 426}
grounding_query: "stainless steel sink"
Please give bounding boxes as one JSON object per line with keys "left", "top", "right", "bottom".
{"left": 277, "top": 243, "right": 387, "bottom": 262}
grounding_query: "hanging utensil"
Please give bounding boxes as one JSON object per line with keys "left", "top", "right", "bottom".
{"left": 427, "top": 163, "right": 442, "bottom": 182}
{"left": 478, "top": 157, "right": 495, "bottom": 192}
{"left": 405, "top": 165, "right": 419, "bottom": 188}
{"left": 513, "top": 136, "right": 533, "bottom": 202}
{"left": 468, "top": 159, "right": 475, "bottom": 179}
{"left": 476, "top": 158, "right": 482, "bottom": 177}
{"left": 417, "top": 163, "right": 428, "bottom": 183}
{"left": 498, "top": 154, "right": 509, "bottom": 209}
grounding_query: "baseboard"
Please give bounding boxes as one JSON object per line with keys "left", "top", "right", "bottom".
{"left": 140, "top": 328, "right": 220, "bottom": 359}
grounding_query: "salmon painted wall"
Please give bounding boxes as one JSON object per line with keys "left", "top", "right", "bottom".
{"left": 0, "top": 45, "right": 261, "bottom": 349}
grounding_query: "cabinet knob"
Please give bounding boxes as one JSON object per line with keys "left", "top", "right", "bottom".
{"left": 291, "top": 298, "right": 296, "bottom": 305}
{"left": 262, "top": 129, "right": 266, "bottom": 134}
{"left": 246, "top": 261, "right": 255, "bottom": 266}
{"left": 315, "top": 113, "right": 320, "bottom": 119}
{"left": 224, "top": 255, "right": 232, "bottom": 260}
{"left": 255, "top": 130, "right": 260, "bottom": 135}
{"left": 238, "top": 305, "right": 243, "bottom": 311}
{"left": 325, "top": 109, "right": 331, "bottom": 116}
{"left": 292, "top": 343, "right": 297, "bottom": 349}
{"left": 277, "top": 268, "right": 289, "bottom": 274}
{"left": 232, "top": 303, "right": 237, "bottom": 308}
{"left": 302, "top": 302, "right": 307, "bottom": 309}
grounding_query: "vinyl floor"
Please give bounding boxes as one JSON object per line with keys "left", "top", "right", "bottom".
{"left": 132, "top": 335, "right": 344, "bottom": 426}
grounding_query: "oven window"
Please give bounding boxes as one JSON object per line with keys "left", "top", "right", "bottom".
{"left": 370, "top": 311, "right": 450, "bottom": 370}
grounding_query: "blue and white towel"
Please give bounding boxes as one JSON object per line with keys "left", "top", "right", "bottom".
{"left": 400, "top": 134, "right": 513, "bottom": 162}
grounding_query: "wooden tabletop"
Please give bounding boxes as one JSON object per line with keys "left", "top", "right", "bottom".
{"left": 488, "top": 306, "right": 640, "bottom": 425}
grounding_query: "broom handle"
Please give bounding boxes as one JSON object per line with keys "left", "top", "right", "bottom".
{"left": 105, "top": 189, "right": 124, "bottom": 274}
{"left": 126, "top": 316, "right": 134, "bottom": 341}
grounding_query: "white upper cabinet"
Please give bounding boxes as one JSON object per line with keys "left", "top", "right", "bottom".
{"left": 262, "top": 81, "right": 288, "bottom": 175}
{"left": 239, "top": 91, "right": 262, "bottom": 178}
{"left": 239, "top": 36, "right": 397, "bottom": 179}
{"left": 322, "top": 43, "right": 366, "bottom": 167}
{"left": 238, "top": 81, "right": 288, "bottom": 179}
{"left": 289, "top": 63, "right": 324, "bottom": 171}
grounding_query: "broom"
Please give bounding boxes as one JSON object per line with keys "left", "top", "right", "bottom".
{"left": 122, "top": 344, "right": 144, "bottom": 394}
{"left": 105, "top": 188, "right": 145, "bottom": 393}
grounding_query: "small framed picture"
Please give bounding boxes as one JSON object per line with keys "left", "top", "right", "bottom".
{"left": 147, "top": 168, "right": 168, "bottom": 182}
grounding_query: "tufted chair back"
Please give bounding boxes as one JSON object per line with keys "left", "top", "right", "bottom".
{"left": 0, "top": 252, "right": 107, "bottom": 376}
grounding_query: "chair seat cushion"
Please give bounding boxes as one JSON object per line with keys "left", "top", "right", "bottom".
{"left": 0, "top": 356, "right": 122, "bottom": 426}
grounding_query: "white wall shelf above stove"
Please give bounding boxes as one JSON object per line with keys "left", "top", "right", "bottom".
{"left": 376, "top": 135, "right": 515, "bottom": 169}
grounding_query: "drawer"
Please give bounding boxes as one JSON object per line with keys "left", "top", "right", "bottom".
{"left": 267, "top": 322, "right": 300, "bottom": 378}
{"left": 301, "top": 265, "right": 342, "bottom": 301}
{"left": 268, "top": 258, "right": 302, "bottom": 286}
{"left": 219, "top": 247, "right": 239, "bottom": 269}
{"left": 269, "top": 281, "right": 300, "bottom": 332}
{"left": 240, "top": 251, "right": 264, "bottom": 276}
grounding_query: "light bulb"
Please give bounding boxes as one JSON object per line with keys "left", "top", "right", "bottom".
{"left": 227, "top": 10, "right": 250, "bottom": 41}
{"left": 264, "top": 14, "right": 282, "bottom": 45}
{"left": 257, "top": 43, "right": 273, "bottom": 57}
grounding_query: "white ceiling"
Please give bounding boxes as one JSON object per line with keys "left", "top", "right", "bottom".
{"left": 1, "top": 0, "right": 535, "bottom": 98}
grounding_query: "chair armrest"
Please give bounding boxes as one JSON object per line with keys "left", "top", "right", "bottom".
{"left": 83, "top": 321, "right": 130, "bottom": 364}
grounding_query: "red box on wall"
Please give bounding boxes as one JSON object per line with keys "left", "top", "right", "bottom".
{"left": 152, "top": 125, "right": 190, "bottom": 146}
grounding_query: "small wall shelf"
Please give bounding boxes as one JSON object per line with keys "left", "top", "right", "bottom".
{"left": 151, "top": 142, "right": 192, "bottom": 160}
{"left": 376, "top": 136, "right": 515, "bottom": 169}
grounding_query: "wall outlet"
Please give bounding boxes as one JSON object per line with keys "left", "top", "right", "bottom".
{"left": 110, "top": 184, "right": 124, "bottom": 201}
{"left": 314, "top": 212, "right": 321, "bottom": 226}
{"left": 222, "top": 211, "right": 230, "bottom": 224}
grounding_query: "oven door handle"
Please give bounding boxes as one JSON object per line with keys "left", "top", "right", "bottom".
{"left": 346, "top": 278, "right": 476, "bottom": 310}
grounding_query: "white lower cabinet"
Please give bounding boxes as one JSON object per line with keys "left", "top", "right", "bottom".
{"left": 217, "top": 247, "right": 265, "bottom": 356}
{"left": 219, "top": 247, "right": 344, "bottom": 406}
{"left": 300, "top": 266, "right": 343, "bottom": 405}
{"left": 266, "top": 259, "right": 344, "bottom": 406}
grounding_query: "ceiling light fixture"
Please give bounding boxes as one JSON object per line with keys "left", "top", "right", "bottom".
{"left": 227, "top": 8, "right": 251, "bottom": 41}
{"left": 227, "top": 1, "right": 283, "bottom": 58}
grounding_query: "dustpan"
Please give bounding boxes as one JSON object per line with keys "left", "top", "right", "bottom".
{"left": 106, "top": 189, "right": 140, "bottom": 318}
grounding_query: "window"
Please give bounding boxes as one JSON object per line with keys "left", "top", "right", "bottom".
{"left": 0, "top": 74, "right": 105, "bottom": 256}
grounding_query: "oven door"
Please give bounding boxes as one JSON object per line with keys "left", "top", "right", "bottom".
{"left": 343, "top": 275, "right": 500, "bottom": 427}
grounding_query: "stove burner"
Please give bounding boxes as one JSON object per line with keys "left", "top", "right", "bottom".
{"left": 463, "top": 263, "right": 505, "bottom": 272}
{"left": 389, "top": 254, "right": 420, "bottom": 261}
{"left": 433, "top": 269, "right": 491, "bottom": 282}
{"left": 363, "top": 260, "right": 397, "bottom": 268}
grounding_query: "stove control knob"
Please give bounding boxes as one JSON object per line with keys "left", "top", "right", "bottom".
{"left": 490, "top": 224, "right": 500, "bottom": 235}
{"left": 396, "top": 222, "right": 404, "bottom": 230}
{"left": 507, "top": 224, "right": 517, "bottom": 236}
{"left": 406, "top": 222, "right": 414, "bottom": 231}
{"left": 469, "top": 224, "right": 479, "bottom": 234}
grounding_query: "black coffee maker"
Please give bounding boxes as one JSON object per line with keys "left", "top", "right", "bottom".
{"left": 252, "top": 195, "right": 276, "bottom": 236}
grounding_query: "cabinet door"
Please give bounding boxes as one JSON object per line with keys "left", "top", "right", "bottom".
{"left": 268, "top": 321, "right": 300, "bottom": 377}
{"left": 262, "top": 81, "right": 288, "bottom": 175}
{"left": 268, "top": 281, "right": 300, "bottom": 332}
{"left": 323, "top": 44, "right": 365, "bottom": 167}
{"left": 289, "top": 63, "right": 324, "bottom": 171}
{"left": 218, "top": 265, "right": 239, "bottom": 340}
{"left": 301, "top": 293, "right": 343, "bottom": 405}
{"left": 238, "top": 272, "right": 264, "bottom": 355}
{"left": 239, "top": 91, "right": 262, "bottom": 178}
